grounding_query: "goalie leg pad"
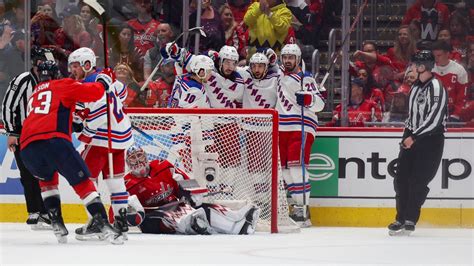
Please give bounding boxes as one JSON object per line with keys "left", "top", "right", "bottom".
{"left": 202, "top": 203, "right": 260, "bottom": 235}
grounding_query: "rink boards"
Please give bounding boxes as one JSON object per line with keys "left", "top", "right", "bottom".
{"left": 0, "top": 128, "right": 472, "bottom": 227}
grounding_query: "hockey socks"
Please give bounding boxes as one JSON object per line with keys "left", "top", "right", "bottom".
{"left": 105, "top": 178, "right": 129, "bottom": 215}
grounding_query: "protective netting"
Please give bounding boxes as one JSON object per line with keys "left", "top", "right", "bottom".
{"left": 128, "top": 109, "right": 299, "bottom": 233}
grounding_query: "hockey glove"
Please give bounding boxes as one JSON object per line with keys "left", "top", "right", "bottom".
{"left": 96, "top": 68, "right": 115, "bottom": 91}
{"left": 265, "top": 48, "right": 277, "bottom": 66}
{"left": 165, "top": 42, "right": 182, "bottom": 60}
{"left": 207, "top": 50, "right": 219, "bottom": 63}
{"left": 296, "top": 91, "right": 314, "bottom": 107}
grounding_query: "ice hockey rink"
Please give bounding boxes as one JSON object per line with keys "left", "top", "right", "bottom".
{"left": 0, "top": 223, "right": 472, "bottom": 265}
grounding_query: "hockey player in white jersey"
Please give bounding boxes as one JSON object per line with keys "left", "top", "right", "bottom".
{"left": 277, "top": 44, "right": 325, "bottom": 227}
{"left": 206, "top": 46, "right": 245, "bottom": 108}
{"left": 242, "top": 51, "right": 280, "bottom": 109}
{"left": 67, "top": 47, "right": 133, "bottom": 239}
{"left": 168, "top": 51, "right": 214, "bottom": 108}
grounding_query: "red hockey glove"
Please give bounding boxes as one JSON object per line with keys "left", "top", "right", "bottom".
{"left": 78, "top": 133, "right": 92, "bottom": 144}
{"left": 295, "top": 91, "right": 314, "bottom": 107}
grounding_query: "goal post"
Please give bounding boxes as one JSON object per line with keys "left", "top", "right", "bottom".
{"left": 126, "top": 108, "right": 299, "bottom": 233}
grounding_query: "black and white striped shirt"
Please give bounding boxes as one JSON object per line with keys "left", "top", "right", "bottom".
{"left": 405, "top": 76, "right": 448, "bottom": 139}
{"left": 1, "top": 71, "right": 39, "bottom": 136}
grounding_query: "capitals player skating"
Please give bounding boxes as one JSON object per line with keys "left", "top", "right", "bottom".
{"left": 276, "top": 44, "right": 325, "bottom": 227}
{"left": 67, "top": 47, "right": 134, "bottom": 239}
{"left": 19, "top": 61, "right": 123, "bottom": 244}
{"left": 111, "top": 147, "right": 260, "bottom": 235}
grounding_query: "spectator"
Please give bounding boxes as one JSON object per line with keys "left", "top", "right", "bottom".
{"left": 448, "top": 12, "right": 473, "bottom": 63}
{"left": 384, "top": 70, "right": 414, "bottom": 116}
{"left": 458, "top": 42, "right": 474, "bottom": 125}
{"left": 219, "top": 3, "right": 247, "bottom": 61}
{"left": 227, "top": 0, "right": 251, "bottom": 24}
{"left": 143, "top": 23, "right": 175, "bottom": 81}
{"left": 352, "top": 41, "right": 395, "bottom": 77}
{"left": 244, "top": 0, "right": 292, "bottom": 54}
{"left": 53, "top": 4, "right": 92, "bottom": 75}
{"left": 79, "top": 3, "right": 103, "bottom": 62}
{"left": 127, "top": 0, "right": 160, "bottom": 57}
{"left": 147, "top": 58, "right": 176, "bottom": 107}
{"left": 437, "top": 28, "right": 463, "bottom": 64}
{"left": 385, "top": 93, "right": 409, "bottom": 123}
{"left": 357, "top": 68, "right": 385, "bottom": 112}
{"left": 8, "top": 1, "right": 24, "bottom": 31}
{"left": 386, "top": 25, "right": 417, "bottom": 80}
{"left": 115, "top": 62, "right": 146, "bottom": 108}
{"left": 189, "top": 0, "right": 225, "bottom": 53}
{"left": 330, "top": 78, "right": 382, "bottom": 127}
{"left": 110, "top": 23, "right": 144, "bottom": 82}
{"left": 402, "top": 0, "right": 450, "bottom": 42}
{"left": 431, "top": 40, "right": 468, "bottom": 122}
{"left": 38, "top": 2, "right": 58, "bottom": 21}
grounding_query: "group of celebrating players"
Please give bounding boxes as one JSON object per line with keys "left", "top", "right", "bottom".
{"left": 15, "top": 39, "right": 325, "bottom": 244}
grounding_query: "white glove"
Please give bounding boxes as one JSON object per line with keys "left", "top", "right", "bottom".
{"left": 191, "top": 193, "right": 204, "bottom": 207}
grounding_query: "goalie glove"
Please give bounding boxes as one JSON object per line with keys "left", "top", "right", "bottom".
{"left": 177, "top": 179, "right": 208, "bottom": 208}
{"left": 126, "top": 195, "right": 145, "bottom": 226}
{"left": 295, "top": 91, "right": 314, "bottom": 107}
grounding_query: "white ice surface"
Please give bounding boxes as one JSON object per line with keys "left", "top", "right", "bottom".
{"left": 0, "top": 223, "right": 473, "bottom": 265}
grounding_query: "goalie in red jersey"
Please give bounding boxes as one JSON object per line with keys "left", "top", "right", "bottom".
{"left": 110, "top": 147, "right": 260, "bottom": 235}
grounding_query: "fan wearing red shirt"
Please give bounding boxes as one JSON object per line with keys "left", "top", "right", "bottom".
{"left": 127, "top": 0, "right": 160, "bottom": 57}
{"left": 402, "top": 0, "right": 450, "bottom": 41}
{"left": 19, "top": 62, "right": 123, "bottom": 244}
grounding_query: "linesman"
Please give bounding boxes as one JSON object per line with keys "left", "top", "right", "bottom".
{"left": 388, "top": 50, "right": 448, "bottom": 236}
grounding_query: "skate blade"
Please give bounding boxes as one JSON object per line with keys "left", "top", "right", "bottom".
{"left": 75, "top": 233, "right": 107, "bottom": 241}
{"left": 389, "top": 229, "right": 413, "bottom": 236}
{"left": 122, "top": 232, "right": 128, "bottom": 241}
{"left": 109, "top": 234, "right": 124, "bottom": 245}
{"left": 55, "top": 234, "right": 68, "bottom": 244}
{"left": 31, "top": 223, "right": 52, "bottom": 231}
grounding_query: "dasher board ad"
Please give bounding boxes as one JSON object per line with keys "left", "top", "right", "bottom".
{"left": 308, "top": 130, "right": 473, "bottom": 200}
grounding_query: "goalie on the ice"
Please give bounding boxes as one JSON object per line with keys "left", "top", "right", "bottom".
{"left": 109, "top": 147, "right": 260, "bottom": 235}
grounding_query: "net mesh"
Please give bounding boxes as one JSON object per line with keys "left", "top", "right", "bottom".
{"left": 128, "top": 110, "right": 299, "bottom": 233}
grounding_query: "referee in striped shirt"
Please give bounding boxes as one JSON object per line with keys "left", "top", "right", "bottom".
{"left": 388, "top": 50, "right": 448, "bottom": 236}
{"left": 1, "top": 47, "right": 51, "bottom": 228}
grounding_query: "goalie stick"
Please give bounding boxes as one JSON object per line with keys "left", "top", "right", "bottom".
{"left": 83, "top": 0, "right": 115, "bottom": 180}
{"left": 316, "top": 0, "right": 368, "bottom": 88}
{"left": 139, "top": 27, "right": 207, "bottom": 92}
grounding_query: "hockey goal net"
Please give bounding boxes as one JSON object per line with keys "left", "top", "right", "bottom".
{"left": 126, "top": 108, "right": 299, "bottom": 233}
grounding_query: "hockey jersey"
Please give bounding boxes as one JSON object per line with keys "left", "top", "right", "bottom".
{"left": 242, "top": 68, "right": 279, "bottom": 109}
{"left": 20, "top": 78, "right": 105, "bottom": 148}
{"left": 124, "top": 160, "right": 182, "bottom": 209}
{"left": 205, "top": 70, "right": 245, "bottom": 108}
{"left": 169, "top": 75, "right": 210, "bottom": 108}
{"left": 127, "top": 18, "right": 160, "bottom": 57}
{"left": 276, "top": 70, "right": 325, "bottom": 137}
{"left": 432, "top": 60, "right": 468, "bottom": 118}
{"left": 80, "top": 72, "right": 134, "bottom": 149}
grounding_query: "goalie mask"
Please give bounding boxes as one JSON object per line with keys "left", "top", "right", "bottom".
{"left": 126, "top": 147, "right": 150, "bottom": 177}
{"left": 249, "top": 53, "right": 269, "bottom": 80}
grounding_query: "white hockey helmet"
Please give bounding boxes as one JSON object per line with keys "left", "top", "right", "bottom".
{"left": 68, "top": 47, "right": 96, "bottom": 73}
{"left": 249, "top": 53, "right": 269, "bottom": 79}
{"left": 190, "top": 55, "right": 214, "bottom": 80}
{"left": 281, "top": 44, "right": 302, "bottom": 63}
{"left": 219, "top": 45, "right": 239, "bottom": 63}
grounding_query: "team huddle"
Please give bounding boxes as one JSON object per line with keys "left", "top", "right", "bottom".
{"left": 8, "top": 40, "right": 325, "bottom": 244}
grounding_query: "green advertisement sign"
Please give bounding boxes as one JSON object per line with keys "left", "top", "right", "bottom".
{"left": 308, "top": 137, "right": 339, "bottom": 197}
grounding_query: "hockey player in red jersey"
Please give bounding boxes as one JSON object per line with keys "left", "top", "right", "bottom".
{"left": 111, "top": 147, "right": 260, "bottom": 235}
{"left": 431, "top": 41, "right": 469, "bottom": 122}
{"left": 19, "top": 61, "right": 123, "bottom": 244}
{"left": 67, "top": 47, "right": 133, "bottom": 240}
{"left": 276, "top": 44, "right": 325, "bottom": 227}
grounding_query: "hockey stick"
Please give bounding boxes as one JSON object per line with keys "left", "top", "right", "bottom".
{"left": 316, "top": 0, "right": 368, "bottom": 88}
{"left": 300, "top": 59, "right": 308, "bottom": 222}
{"left": 83, "top": 0, "right": 114, "bottom": 180}
{"left": 130, "top": 123, "right": 184, "bottom": 167}
{"left": 139, "top": 27, "right": 207, "bottom": 92}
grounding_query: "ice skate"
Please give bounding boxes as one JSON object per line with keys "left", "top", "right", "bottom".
{"left": 290, "top": 205, "right": 312, "bottom": 228}
{"left": 27, "top": 212, "right": 52, "bottom": 230}
{"left": 76, "top": 213, "right": 124, "bottom": 244}
{"left": 48, "top": 208, "right": 68, "bottom": 244}
{"left": 114, "top": 208, "right": 129, "bottom": 240}
{"left": 388, "top": 221, "right": 407, "bottom": 236}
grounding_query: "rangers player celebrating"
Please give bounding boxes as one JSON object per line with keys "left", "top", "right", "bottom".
{"left": 277, "top": 44, "right": 325, "bottom": 227}
{"left": 67, "top": 47, "right": 134, "bottom": 239}
{"left": 111, "top": 147, "right": 260, "bottom": 235}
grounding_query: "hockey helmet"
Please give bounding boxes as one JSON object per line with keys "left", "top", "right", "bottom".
{"left": 31, "top": 46, "right": 54, "bottom": 67}
{"left": 280, "top": 44, "right": 302, "bottom": 63}
{"left": 126, "top": 147, "right": 150, "bottom": 177}
{"left": 410, "top": 50, "right": 435, "bottom": 71}
{"left": 68, "top": 47, "right": 96, "bottom": 73}
{"left": 37, "top": 60, "right": 61, "bottom": 82}
{"left": 218, "top": 45, "right": 239, "bottom": 63}
{"left": 249, "top": 53, "right": 269, "bottom": 79}
{"left": 189, "top": 55, "right": 214, "bottom": 80}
